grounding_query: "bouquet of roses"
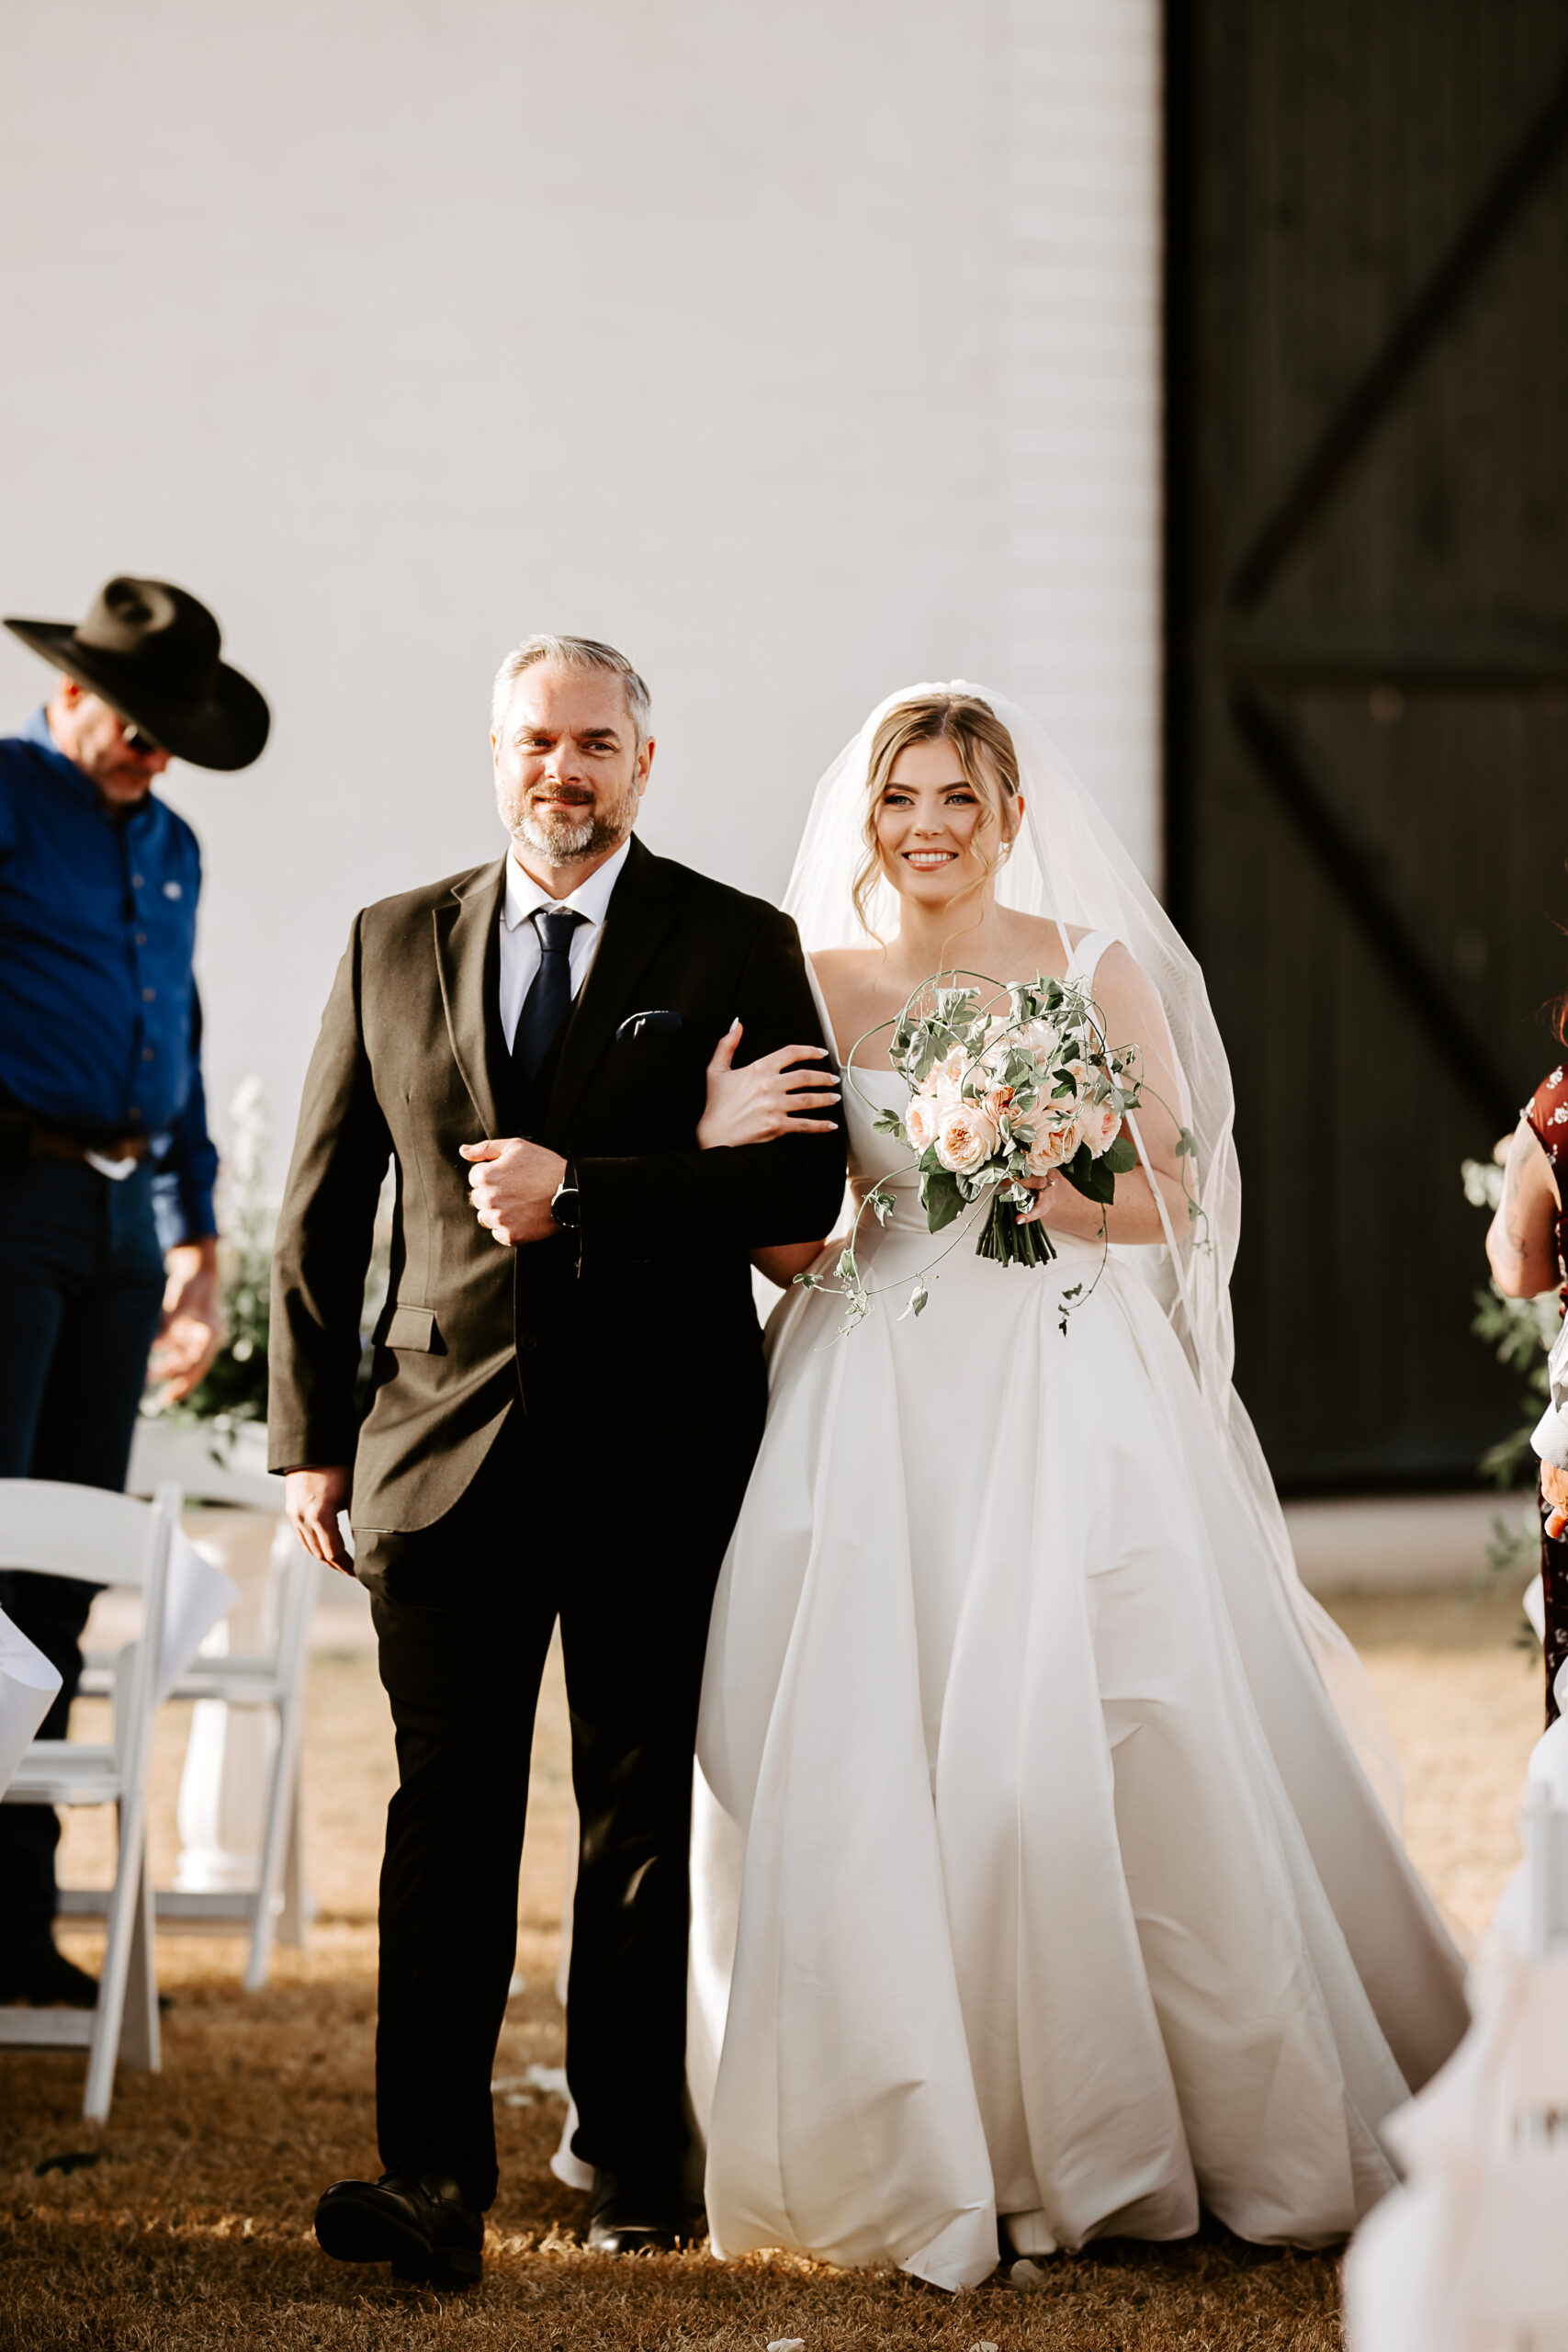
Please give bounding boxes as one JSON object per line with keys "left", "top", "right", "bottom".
{"left": 798, "top": 971, "right": 1146, "bottom": 1331}
{"left": 883, "top": 974, "right": 1142, "bottom": 1268}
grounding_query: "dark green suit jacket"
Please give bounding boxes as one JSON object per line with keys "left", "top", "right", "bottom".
{"left": 266, "top": 835, "right": 846, "bottom": 1543}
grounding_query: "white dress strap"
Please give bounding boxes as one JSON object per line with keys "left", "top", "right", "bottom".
{"left": 1066, "top": 928, "right": 1118, "bottom": 987}
{"left": 804, "top": 956, "right": 844, "bottom": 1066}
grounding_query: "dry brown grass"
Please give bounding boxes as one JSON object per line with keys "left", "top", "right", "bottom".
{"left": 0, "top": 1580, "right": 1542, "bottom": 2350}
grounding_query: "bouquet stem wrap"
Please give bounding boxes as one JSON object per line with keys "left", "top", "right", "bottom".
{"left": 973, "top": 1187, "right": 1059, "bottom": 1269}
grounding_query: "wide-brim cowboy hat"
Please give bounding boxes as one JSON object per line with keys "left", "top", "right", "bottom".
{"left": 4, "top": 575, "right": 270, "bottom": 771}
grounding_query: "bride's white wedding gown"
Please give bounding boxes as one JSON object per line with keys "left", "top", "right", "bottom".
{"left": 688, "top": 933, "right": 1470, "bottom": 2293}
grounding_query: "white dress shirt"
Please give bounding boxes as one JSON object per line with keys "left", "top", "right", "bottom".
{"left": 498, "top": 838, "right": 630, "bottom": 1052}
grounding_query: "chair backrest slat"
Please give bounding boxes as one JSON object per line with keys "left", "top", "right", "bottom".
{"left": 93, "top": 1485, "right": 178, "bottom": 1795}
{"left": 126, "top": 1423, "right": 282, "bottom": 1512}
{"left": 0, "top": 1479, "right": 163, "bottom": 1587}
{"left": 1494, "top": 1950, "right": 1568, "bottom": 2131}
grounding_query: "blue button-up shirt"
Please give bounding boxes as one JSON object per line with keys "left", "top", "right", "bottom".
{"left": 0, "top": 707, "right": 217, "bottom": 1244}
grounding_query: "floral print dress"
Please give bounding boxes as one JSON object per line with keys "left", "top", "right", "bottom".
{"left": 1522, "top": 1064, "right": 1568, "bottom": 1723}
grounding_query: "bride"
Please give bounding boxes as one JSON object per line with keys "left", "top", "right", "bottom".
{"left": 684, "top": 684, "right": 1470, "bottom": 2291}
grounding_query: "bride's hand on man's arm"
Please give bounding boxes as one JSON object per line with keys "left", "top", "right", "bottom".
{"left": 696, "top": 1022, "right": 840, "bottom": 1285}
{"left": 697, "top": 1020, "right": 840, "bottom": 1148}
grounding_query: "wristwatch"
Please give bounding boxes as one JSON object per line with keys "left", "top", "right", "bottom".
{"left": 549, "top": 1163, "right": 581, "bottom": 1231}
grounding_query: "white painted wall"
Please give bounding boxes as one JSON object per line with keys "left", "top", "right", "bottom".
{"left": 0, "top": 0, "right": 1159, "bottom": 1181}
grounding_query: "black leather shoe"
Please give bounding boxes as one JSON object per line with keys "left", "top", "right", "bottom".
{"left": 314, "top": 2172, "right": 483, "bottom": 2286}
{"left": 586, "top": 2165, "right": 692, "bottom": 2255}
{"left": 0, "top": 1945, "right": 99, "bottom": 2008}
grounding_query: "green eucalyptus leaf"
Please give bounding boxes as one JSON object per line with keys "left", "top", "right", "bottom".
{"left": 1062, "top": 1143, "right": 1116, "bottom": 1205}
{"left": 920, "top": 1165, "right": 966, "bottom": 1233}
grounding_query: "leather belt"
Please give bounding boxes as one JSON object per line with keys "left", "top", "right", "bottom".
{"left": 29, "top": 1126, "right": 151, "bottom": 1181}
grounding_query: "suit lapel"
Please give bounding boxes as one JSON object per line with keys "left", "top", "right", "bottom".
{"left": 432, "top": 858, "right": 507, "bottom": 1136}
{"left": 546, "top": 836, "right": 679, "bottom": 1138}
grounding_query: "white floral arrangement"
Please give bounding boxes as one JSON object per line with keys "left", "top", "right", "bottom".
{"left": 799, "top": 971, "right": 1192, "bottom": 1334}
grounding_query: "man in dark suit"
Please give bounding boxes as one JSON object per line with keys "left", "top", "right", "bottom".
{"left": 269, "top": 635, "right": 844, "bottom": 2287}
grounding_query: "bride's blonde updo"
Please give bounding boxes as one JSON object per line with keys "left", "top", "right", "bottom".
{"left": 852, "top": 691, "right": 1021, "bottom": 934}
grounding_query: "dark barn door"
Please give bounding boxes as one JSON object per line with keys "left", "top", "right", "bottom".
{"left": 1167, "top": 0, "right": 1568, "bottom": 1490}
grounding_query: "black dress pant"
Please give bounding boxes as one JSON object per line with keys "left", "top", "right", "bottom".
{"left": 359, "top": 1409, "right": 725, "bottom": 2212}
{"left": 0, "top": 1159, "right": 165, "bottom": 1957}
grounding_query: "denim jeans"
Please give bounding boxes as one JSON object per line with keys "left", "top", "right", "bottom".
{"left": 0, "top": 1157, "right": 165, "bottom": 1954}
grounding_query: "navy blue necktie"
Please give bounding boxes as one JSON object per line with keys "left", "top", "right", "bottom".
{"left": 513, "top": 907, "right": 586, "bottom": 1081}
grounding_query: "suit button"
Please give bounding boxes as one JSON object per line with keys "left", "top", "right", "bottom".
{"left": 516, "top": 1333, "right": 538, "bottom": 1352}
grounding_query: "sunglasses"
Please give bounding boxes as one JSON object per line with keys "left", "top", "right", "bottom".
{"left": 119, "top": 720, "right": 164, "bottom": 757}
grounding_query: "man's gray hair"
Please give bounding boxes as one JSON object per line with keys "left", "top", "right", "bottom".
{"left": 491, "top": 634, "right": 652, "bottom": 747}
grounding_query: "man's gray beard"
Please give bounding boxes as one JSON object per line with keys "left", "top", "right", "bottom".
{"left": 510, "top": 797, "right": 633, "bottom": 867}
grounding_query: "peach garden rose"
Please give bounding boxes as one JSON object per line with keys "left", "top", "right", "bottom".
{"left": 904, "top": 1090, "right": 941, "bottom": 1154}
{"left": 1025, "top": 1113, "right": 1081, "bottom": 1174}
{"left": 1077, "top": 1094, "right": 1123, "bottom": 1159}
{"left": 935, "top": 1102, "right": 1000, "bottom": 1176}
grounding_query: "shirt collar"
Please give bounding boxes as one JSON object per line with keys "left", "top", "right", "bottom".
{"left": 19, "top": 706, "right": 95, "bottom": 798}
{"left": 502, "top": 836, "right": 631, "bottom": 933}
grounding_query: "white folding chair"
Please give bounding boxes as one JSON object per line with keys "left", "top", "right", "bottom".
{"left": 68, "top": 1424, "right": 317, "bottom": 1989}
{"left": 1522, "top": 1779, "right": 1568, "bottom": 1963}
{"left": 0, "top": 1478, "right": 178, "bottom": 2120}
{"left": 1504, "top": 1963, "right": 1568, "bottom": 2161}
{"left": 1342, "top": 2172, "right": 1458, "bottom": 2352}
{"left": 1450, "top": 2148, "right": 1568, "bottom": 2349}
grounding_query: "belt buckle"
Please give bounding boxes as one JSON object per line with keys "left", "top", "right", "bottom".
{"left": 84, "top": 1148, "right": 139, "bottom": 1182}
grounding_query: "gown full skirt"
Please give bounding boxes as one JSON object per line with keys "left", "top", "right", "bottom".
{"left": 689, "top": 977, "right": 1470, "bottom": 2292}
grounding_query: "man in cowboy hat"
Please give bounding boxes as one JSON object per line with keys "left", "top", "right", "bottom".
{"left": 0, "top": 574, "right": 269, "bottom": 2007}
